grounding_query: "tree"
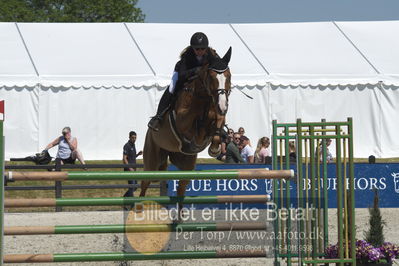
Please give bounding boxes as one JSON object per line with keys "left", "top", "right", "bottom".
{"left": 0, "top": 0, "right": 36, "bottom": 21}
{"left": 0, "top": 0, "right": 145, "bottom": 22}
{"left": 364, "top": 189, "right": 385, "bottom": 247}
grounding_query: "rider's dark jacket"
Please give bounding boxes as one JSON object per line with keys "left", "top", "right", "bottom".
{"left": 173, "top": 47, "right": 217, "bottom": 93}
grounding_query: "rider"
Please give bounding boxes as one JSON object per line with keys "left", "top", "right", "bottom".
{"left": 148, "top": 32, "right": 214, "bottom": 131}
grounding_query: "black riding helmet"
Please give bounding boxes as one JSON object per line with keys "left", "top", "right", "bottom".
{"left": 190, "top": 32, "right": 209, "bottom": 49}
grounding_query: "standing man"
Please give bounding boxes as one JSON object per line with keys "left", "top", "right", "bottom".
{"left": 123, "top": 131, "right": 142, "bottom": 197}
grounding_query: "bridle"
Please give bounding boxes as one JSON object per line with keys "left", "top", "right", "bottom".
{"left": 193, "top": 65, "right": 231, "bottom": 116}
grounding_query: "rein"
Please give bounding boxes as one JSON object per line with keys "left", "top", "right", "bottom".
{"left": 195, "top": 67, "right": 230, "bottom": 108}
{"left": 197, "top": 67, "right": 230, "bottom": 138}
{"left": 178, "top": 67, "right": 228, "bottom": 141}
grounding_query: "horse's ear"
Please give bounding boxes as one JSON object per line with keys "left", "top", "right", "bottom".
{"left": 222, "top": 46, "right": 232, "bottom": 64}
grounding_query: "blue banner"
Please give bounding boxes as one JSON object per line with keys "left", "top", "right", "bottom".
{"left": 167, "top": 163, "right": 399, "bottom": 208}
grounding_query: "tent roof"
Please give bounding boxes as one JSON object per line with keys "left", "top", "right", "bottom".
{"left": 233, "top": 22, "right": 379, "bottom": 86}
{"left": 0, "top": 23, "right": 38, "bottom": 87}
{"left": 18, "top": 23, "right": 154, "bottom": 88}
{"left": 128, "top": 23, "right": 267, "bottom": 87}
{"left": 336, "top": 20, "right": 399, "bottom": 85}
{"left": 1, "top": 21, "right": 399, "bottom": 87}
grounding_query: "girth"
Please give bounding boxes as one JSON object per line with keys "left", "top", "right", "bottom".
{"left": 168, "top": 110, "right": 213, "bottom": 155}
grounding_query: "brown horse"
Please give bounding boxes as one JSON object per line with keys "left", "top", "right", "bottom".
{"left": 141, "top": 47, "right": 232, "bottom": 209}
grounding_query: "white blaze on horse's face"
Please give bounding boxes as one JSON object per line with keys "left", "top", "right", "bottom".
{"left": 216, "top": 73, "right": 228, "bottom": 114}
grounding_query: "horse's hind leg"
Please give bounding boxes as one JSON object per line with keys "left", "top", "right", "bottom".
{"left": 141, "top": 130, "right": 164, "bottom": 197}
{"left": 169, "top": 152, "right": 197, "bottom": 221}
{"left": 169, "top": 152, "right": 197, "bottom": 196}
{"left": 140, "top": 182, "right": 151, "bottom": 197}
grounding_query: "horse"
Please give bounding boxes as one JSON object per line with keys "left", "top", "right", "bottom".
{"left": 140, "top": 47, "right": 232, "bottom": 217}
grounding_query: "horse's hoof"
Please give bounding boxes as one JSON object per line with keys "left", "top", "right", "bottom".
{"left": 171, "top": 213, "right": 184, "bottom": 224}
{"left": 208, "top": 146, "right": 221, "bottom": 158}
{"left": 132, "top": 203, "right": 144, "bottom": 213}
{"left": 172, "top": 216, "right": 182, "bottom": 224}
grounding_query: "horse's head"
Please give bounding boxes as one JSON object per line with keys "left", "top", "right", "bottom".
{"left": 204, "top": 47, "right": 232, "bottom": 157}
{"left": 204, "top": 47, "right": 232, "bottom": 116}
{"left": 173, "top": 47, "right": 232, "bottom": 157}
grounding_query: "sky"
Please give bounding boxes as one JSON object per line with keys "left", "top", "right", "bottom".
{"left": 137, "top": 0, "right": 399, "bottom": 23}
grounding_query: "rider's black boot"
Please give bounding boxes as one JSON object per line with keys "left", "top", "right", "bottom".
{"left": 148, "top": 89, "right": 173, "bottom": 131}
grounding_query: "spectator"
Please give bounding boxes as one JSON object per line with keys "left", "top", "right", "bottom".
{"left": 238, "top": 127, "right": 245, "bottom": 136}
{"left": 240, "top": 135, "right": 254, "bottom": 163}
{"left": 316, "top": 138, "right": 333, "bottom": 163}
{"left": 254, "top": 137, "right": 271, "bottom": 163}
{"left": 289, "top": 141, "right": 296, "bottom": 162}
{"left": 217, "top": 128, "right": 234, "bottom": 161}
{"left": 44, "top": 126, "right": 85, "bottom": 169}
{"left": 123, "top": 131, "right": 143, "bottom": 197}
{"left": 225, "top": 132, "right": 245, "bottom": 163}
{"left": 227, "top": 128, "right": 234, "bottom": 137}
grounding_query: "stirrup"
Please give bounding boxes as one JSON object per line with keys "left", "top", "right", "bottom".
{"left": 148, "top": 116, "right": 162, "bottom": 131}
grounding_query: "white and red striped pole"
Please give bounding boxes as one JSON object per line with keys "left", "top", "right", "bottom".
{"left": 0, "top": 100, "right": 4, "bottom": 264}
{"left": 0, "top": 100, "right": 4, "bottom": 120}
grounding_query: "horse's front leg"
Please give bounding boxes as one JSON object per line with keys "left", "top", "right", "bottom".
{"left": 208, "top": 114, "right": 226, "bottom": 157}
{"left": 176, "top": 180, "right": 190, "bottom": 222}
{"left": 208, "top": 135, "right": 221, "bottom": 157}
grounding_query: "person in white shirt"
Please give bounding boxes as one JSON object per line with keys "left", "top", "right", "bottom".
{"left": 44, "top": 127, "right": 85, "bottom": 167}
{"left": 240, "top": 135, "right": 254, "bottom": 163}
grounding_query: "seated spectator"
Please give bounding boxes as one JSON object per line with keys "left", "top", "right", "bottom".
{"left": 225, "top": 132, "right": 245, "bottom": 164}
{"left": 316, "top": 138, "right": 333, "bottom": 163}
{"left": 227, "top": 128, "right": 234, "bottom": 137}
{"left": 217, "top": 128, "right": 234, "bottom": 161}
{"left": 44, "top": 126, "right": 85, "bottom": 168}
{"left": 240, "top": 135, "right": 254, "bottom": 163}
{"left": 289, "top": 141, "right": 296, "bottom": 162}
{"left": 238, "top": 127, "right": 245, "bottom": 136}
{"left": 368, "top": 155, "right": 376, "bottom": 164}
{"left": 254, "top": 137, "right": 271, "bottom": 163}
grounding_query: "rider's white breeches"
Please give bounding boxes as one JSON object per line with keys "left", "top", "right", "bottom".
{"left": 168, "top": 71, "right": 179, "bottom": 93}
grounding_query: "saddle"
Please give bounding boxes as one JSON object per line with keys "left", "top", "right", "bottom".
{"left": 168, "top": 109, "right": 213, "bottom": 155}
{"left": 166, "top": 62, "right": 227, "bottom": 155}
{"left": 166, "top": 67, "right": 216, "bottom": 155}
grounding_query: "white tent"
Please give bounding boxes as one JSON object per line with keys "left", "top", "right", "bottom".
{"left": 1, "top": 21, "right": 398, "bottom": 160}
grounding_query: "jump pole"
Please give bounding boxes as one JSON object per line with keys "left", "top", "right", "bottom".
{"left": 5, "top": 222, "right": 268, "bottom": 235}
{"left": 0, "top": 104, "right": 4, "bottom": 266}
{"left": 4, "top": 250, "right": 268, "bottom": 263}
{"left": 5, "top": 195, "right": 270, "bottom": 207}
{"left": 5, "top": 169, "right": 294, "bottom": 181}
